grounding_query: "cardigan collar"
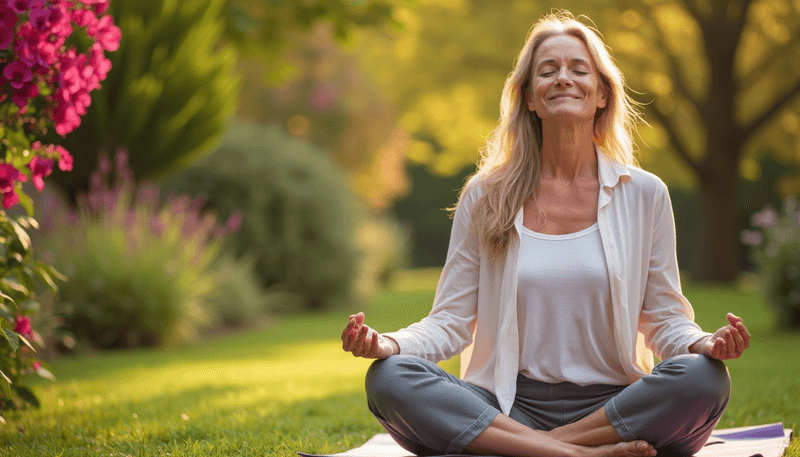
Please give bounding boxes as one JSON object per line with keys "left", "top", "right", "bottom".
{"left": 597, "top": 147, "right": 632, "bottom": 189}
{"left": 597, "top": 147, "right": 632, "bottom": 210}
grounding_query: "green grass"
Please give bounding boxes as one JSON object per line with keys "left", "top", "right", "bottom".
{"left": 1, "top": 269, "right": 797, "bottom": 456}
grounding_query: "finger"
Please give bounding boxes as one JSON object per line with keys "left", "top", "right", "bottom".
{"left": 368, "top": 330, "right": 379, "bottom": 357}
{"left": 355, "top": 312, "right": 365, "bottom": 325}
{"left": 731, "top": 325, "right": 746, "bottom": 355}
{"left": 353, "top": 324, "right": 369, "bottom": 355}
{"left": 727, "top": 312, "right": 742, "bottom": 326}
{"left": 342, "top": 317, "right": 357, "bottom": 343}
{"left": 712, "top": 338, "right": 725, "bottom": 359}
{"left": 724, "top": 329, "right": 735, "bottom": 355}
{"left": 736, "top": 321, "right": 751, "bottom": 349}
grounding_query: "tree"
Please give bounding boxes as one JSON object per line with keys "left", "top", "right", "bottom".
{"left": 352, "top": 0, "right": 800, "bottom": 281}
{"left": 609, "top": 0, "right": 800, "bottom": 281}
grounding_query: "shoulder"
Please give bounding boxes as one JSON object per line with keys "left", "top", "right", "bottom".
{"left": 620, "top": 165, "right": 669, "bottom": 202}
{"left": 459, "top": 174, "right": 486, "bottom": 207}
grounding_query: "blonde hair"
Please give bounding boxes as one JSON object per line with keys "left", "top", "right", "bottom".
{"left": 461, "top": 11, "right": 641, "bottom": 258}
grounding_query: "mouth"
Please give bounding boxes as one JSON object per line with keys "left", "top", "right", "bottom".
{"left": 549, "top": 94, "right": 579, "bottom": 100}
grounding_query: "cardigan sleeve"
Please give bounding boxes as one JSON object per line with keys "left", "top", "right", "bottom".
{"left": 381, "top": 181, "right": 482, "bottom": 362}
{"left": 638, "top": 181, "right": 711, "bottom": 360}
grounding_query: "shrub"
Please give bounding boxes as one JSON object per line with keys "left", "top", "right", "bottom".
{"left": 741, "top": 195, "right": 800, "bottom": 330}
{"left": 206, "top": 253, "right": 264, "bottom": 327}
{"left": 47, "top": 0, "right": 240, "bottom": 199}
{"left": 160, "top": 119, "right": 360, "bottom": 311}
{"left": 36, "top": 151, "right": 241, "bottom": 349}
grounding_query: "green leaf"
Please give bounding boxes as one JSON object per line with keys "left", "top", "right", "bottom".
{"left": 14, "top": 385, "right": 40, "bottom": 408}
{"left": 9, "top": 219, "right": 30, "bottom": 252}
{"left": 2, "top": 328, "right": 19, "bottom": 352}
{"left": 0, "top": 291, "right": 15, "bottom": 307}
{"left": 24, "top": 217, "right": 38, "bottom": 230}
{"left": 35, "top": 366, "right": 55, "bottom": 382}
{"left": 17, "top": 267, "right": 35, "bottom": 294}
{"left": 16, "top": 333, "right": 34, "bottom": 352}
{"left": 0, "top": 370, "right": 10, "bottom": 397}
{"left": 0, "top": 304, "right": 14, "bottom": 322}
{"left": 20, "top": 300, "right": 39, "bottom": 314}
{"left": 0, "top": 327, "right": 15, "bottom": 353}
{"left": 33, "top": 261, "right": 68, "bottom": 283}
{"left": 1, "top": 278, "right": 30, "bottom": 298}
{"left": 32, "top": 265, "right": 58, "bottom": 292}
{"left": 16, "top": 191, "right": 34, "bottom": 218}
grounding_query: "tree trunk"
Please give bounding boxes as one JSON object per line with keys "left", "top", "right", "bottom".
{"left": 690, "top": 6, "right": 744, "bottom": 283}
{"left": 693, "top": 164, "right": 741, "bottom": 282}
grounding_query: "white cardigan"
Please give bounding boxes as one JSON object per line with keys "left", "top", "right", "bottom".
{"left": 383, "top": 149, "right": 711, "bottom": 416}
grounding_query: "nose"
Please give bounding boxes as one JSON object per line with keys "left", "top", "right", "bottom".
{"left": 555, "top": 66, "right": 572, "bottom": 86}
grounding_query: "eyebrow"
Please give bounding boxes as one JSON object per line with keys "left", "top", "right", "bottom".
{"left": 536, "top": 58, "right": 591, "bottom": 69}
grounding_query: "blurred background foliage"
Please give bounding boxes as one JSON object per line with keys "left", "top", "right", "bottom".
{"left": 31, "top": 0, "right": 800, "bottom": 349}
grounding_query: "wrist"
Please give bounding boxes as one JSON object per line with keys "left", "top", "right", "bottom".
{"left": 384, "top": 335, "right": 400, "bottom": 356}
{"left": 689, "top": 335, "right": 712, "bottom": 355}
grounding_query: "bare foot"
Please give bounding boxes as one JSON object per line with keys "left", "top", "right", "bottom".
{"left": 582, "top": 440, "right": 656, "bottom": 457}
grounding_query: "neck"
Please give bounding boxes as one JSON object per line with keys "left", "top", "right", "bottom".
{"left": 539, "top": 119, "right": 597, "bottom": 182}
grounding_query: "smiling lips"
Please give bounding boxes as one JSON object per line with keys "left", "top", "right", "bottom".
{"left": 549, "top": 93, "right": 579, "bottom": 100}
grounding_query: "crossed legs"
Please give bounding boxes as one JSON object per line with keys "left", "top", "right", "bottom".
{"left": 366, "top": 354, "right": 730, "bottom": 456}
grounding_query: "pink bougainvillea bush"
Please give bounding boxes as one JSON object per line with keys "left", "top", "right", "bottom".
{"left": 0, "top": 0, "right": 120, "bottom": 415}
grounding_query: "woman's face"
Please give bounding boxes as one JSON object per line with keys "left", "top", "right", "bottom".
{"left": 525, "top": 34, "right": 607, "bottom": 122}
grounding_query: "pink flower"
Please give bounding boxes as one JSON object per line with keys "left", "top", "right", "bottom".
{"left": 90, "top": 15, "right": 120, "bottom": 52}
{"left": 2, "top": 189, "right": 18, "bottom": 208}
{"left": 6, "top": 0, "right": 34, "bottom": 15}
{"left": 89, "top": 43, "right": 112, "bottom": 80}
{"left": 752, "top": 207, "right": 778, "bottom": 228}
{"left": 0, "top": 25, "right": 11, "bottom": 49}
{"left": 226, "top": 210, "right": 243, "bottom": 233}
{"left": 0, "top": 163, "right": 24, "bottom": 192}
{"left": 11, "top": 90, "right": 28, "bottom": 109}
{"left": 14, "top": 315, "right": 32, "bottom": 336}
{"left": 33, "top": 361, "right": 41, "bottom": 370}
{"left": 53, "top": 100, "right": 81, "bottom": 135}
{"left": 740, "top": 230, "right": 763, "bottom": 247}
{"left": 59, "top": 65, "right": 81, "bottom": 95}
{"left": 29, "top": 156, "right": 53, "bottom": 191}
{"left": 12, "top": 80, "right": 38, "bottom": 108}
{"left": 3, "top": 60, "right": 33, "bottom": 89}
{"left": 29, "top": 6, "right": 49, "bottom": 28}
{"left": 56, "top": 145, "right": 73, "bottom": 171}
{"left": 0, "top": 5, "right": 18, "bottom": 30}
{"left": 94, "top": 0, "right": 108, "bottom": 15}
{"left": 71, "top": 8, "right": 96, "bottom": 27}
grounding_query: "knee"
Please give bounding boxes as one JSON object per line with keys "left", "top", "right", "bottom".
{"left": 666, "top": 354, "right": 731, "bottom": 406}
{"left": 365, "top": 355, "right": 422, "bottom": 408}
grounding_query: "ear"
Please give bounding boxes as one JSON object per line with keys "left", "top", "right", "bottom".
{"left": 525, "top": 89, "right": 536, "bottom": 112}
{"left": 597, "top": 87, "right": 609, "bottom": 109}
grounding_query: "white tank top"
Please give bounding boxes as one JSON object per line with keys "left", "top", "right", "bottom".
{"left": 517, "top": 222, "right": 628, "bottom": 385}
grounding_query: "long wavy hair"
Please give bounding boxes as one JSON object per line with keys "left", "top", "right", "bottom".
{"left": 460, "top": 11, "right": 641, "bottom": 258}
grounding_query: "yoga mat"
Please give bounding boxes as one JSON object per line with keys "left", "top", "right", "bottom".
{"left": 298, "top": 423, "right": 794, "bottom": 457}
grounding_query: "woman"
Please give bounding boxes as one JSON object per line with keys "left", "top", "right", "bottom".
{"left": 341, "top": 12, "right": 750, "bottom": 457}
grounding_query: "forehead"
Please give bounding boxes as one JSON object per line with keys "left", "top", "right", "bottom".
{"left": 533, "top": 34, "right": 594, "bottom": 66}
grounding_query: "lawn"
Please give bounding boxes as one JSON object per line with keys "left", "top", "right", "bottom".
{"left": 1, "top": 268, "right": 798, "bottom": 456}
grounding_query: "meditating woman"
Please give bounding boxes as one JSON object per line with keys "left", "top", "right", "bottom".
{"left": 341, "top": 12, "right": 750, "bottom": 457}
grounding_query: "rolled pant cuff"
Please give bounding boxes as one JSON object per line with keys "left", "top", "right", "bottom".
{"left": 447, "top": 406, "right": 500, "bottom": 454}
{"left": 605, "top": 398, "right": 636, "bottom": 442}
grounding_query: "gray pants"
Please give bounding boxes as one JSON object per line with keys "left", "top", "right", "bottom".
{"left": 366, "top": 354, "right": 730, "bottom": 456}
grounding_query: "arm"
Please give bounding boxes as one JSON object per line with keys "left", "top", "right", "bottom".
{"left": 638, "top": 182, "right": 714, "bottom": 359}
{"left": 341, "top": 182, "right": 482, "bottom": 361}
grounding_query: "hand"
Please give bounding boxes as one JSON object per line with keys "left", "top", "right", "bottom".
{"left": 697, "top": 313, "right": 751, "bottom": 360}
{"left": 341, "top": 312, "right": 397, "bottom": 359}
